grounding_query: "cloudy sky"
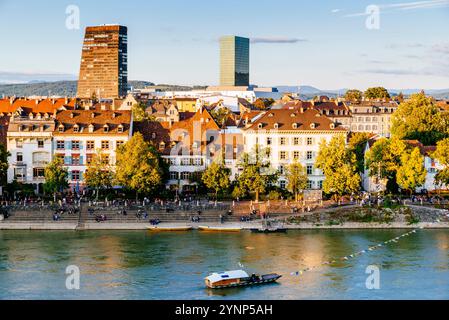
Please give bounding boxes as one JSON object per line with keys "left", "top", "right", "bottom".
{"left": 0, "top": 0, "right": 448, "bottom": 89}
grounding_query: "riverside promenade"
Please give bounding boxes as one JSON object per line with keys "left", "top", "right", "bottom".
{"left": 1, "top": 201, "right": 448, "bottom": 230}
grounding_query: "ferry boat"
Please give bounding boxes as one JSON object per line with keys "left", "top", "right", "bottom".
{"left": 198, "top": 225, "right": 241, "bottom": 232}
{"left": 205, "top": 270, "right": 282, "bottom": 289}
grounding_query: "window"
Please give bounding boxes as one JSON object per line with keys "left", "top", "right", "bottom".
{"left": 116, "top": 140, "right": 125, "bottom": 149}
{"left": 71, "top": 170, "right": 80, "bottom": 181}
{"left": 293, "top": 137, "right": 300, "bottom": 145}
{"left": 73, "top": 125, "right": 79, "bottom": 133}
{"left": 101, "top": 141, "right": 110, "bottom": 149}
{"left": 58, "top": 125, "right": 64, "bottom": 133}
{"left": 307, "top": 165, "right": 313, "bottom": 175}
{"left": 280, "top": 151, "right": 287, "bottom": 160}
{"left": 16, "top": 139, "right": 23, "bottom": 148}
{"left": 266, "top": 137, "right": 272, "bottom": 145}
{"left": 37, "top": 139, "right": 44, "bottom": 148}
{"left": 33, "top": 168, "right": 45, "bottom": 178}
{"left": 307, "top": 137, "right": 313, "bottom": 145}
{"left": 56, "top": 140, "right": 65, "bottom": 150}
{"left": 169, "top": 172, "right": 179, "bottom": 180}
{"left": 103, "top": 125, "right": 109, "bottom": 133}
{"left": 16, "top": 152, "right": 23, "bottom": 162}
{"left": 181, "top": 172, "right": 190, "bottom": 180}
{"left": 307, "top": 151, "right": 313, "bottom": 160}
{"left": 293, "top": 151, "right": 300, "bottom": 160}
{"left": 318, "top": 180, "right": 323, "bottom": 189}
{"left": 280, "top": 137, "right": 286, "bottom": 145}
{"left": 86, "top": 141, "right": 95, "bottom": 150}
{"left": 86, "top": 154, "right": 94, "bottom": 165}
{"left": 72, "top": 155, "right": 80, "bottom": 165}
{"left": 72, "top": 141, "right": 80, "bottom": 150}
{"left": 280, "top": 180, "right": 286, "bottom": 189}
{"left": 101, "top": 155, "right": 109, "bottom": 165}
{"left": 307, "top": 180, "right": 313, "bottom": 189}
{"left": 14, "top": 168, "right": 25, "bottom": 180}
{"left": 117, "top": 125, "right": 124, "bottom": 133}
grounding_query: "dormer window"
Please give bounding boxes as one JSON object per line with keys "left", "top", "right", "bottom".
{"left": 70, "top": 112, "right": 74, "bottom": 119}
{"left": 112, "top": 112, "right": 116, "bottom": 119}
{"left": 290, "top": 113, "right": 296, "bottom": 117}
{"left": 330, "top": 123, "right": 335, "bottom": 129}
{"left": 73, "top": 124, "right": 79, "bottom": 133}
{"left": 258, "top": 123, "right": 263, "bottom": 129}
{"left": 268, "top": 113, "right": 274, "bottom": 117}
{"left": 103, "top": 124, "right": 109, "bottom": 133}
{"left": 310, "top": 123, "right": 316, "bottom": 129}
{"left": 292, "top": 123, "right": 298, "bottom": 129}
{"left": 58, "top": 125, "right": 64, "bottom": 133}
{"left": 88, "top": 124, "right": 94, "bottom": 133}
{"left": 117, "top": 124, "right": 124, "bottom": 133}
{"left": 29, "top": 113, "right": 34, "bottom": 119}
{"left": 273, "top": 123, "right": 279, "bottom": 129}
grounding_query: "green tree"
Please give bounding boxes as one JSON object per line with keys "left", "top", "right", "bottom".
{"left": 365, "top": 138, "right": 407, "bottom": 193}
{"left": 234, "top": 146, "right": 277, "bottom": 202}
{"left": 44, "top": 157, "right": 69, "bottom": 201}
{"left": 364, "top": 87, "right": 390, "bottom": 100}
{"left": 132, "top": 102, "right": 147, "bottom": 122}
{"left": 115, "top": 132, "right": 165, "bottom": 199}
{"left": 210, "top": 108, "right": 231, "bottom": 127}
{"left": 344, "top": 89, "right": 363, "bottom": 102}
{"left": 0, "top": 144, "right": 10, "bottom": 186}
{"left": 285, "top": 161, "right": 308, "bottom": 202}
{"left": 201, "top": 161, "right": 231, "bottom": 200}
{"left": 315, "top": 135, "right": 361, "bottom": 202}
{"left": 396, "top": 147, "right": 426, "bottom": 195}
{"left": 84, "top": 150, "right": 114, "bottom": 200}
{"left": 348, "top": 132, "right": 371, "bottom": 173}
{"left": 391, "top": 92, "right": 448, "bottom": 145}
{"left": 432, "top": 138, "right": 449, "bottom": 188}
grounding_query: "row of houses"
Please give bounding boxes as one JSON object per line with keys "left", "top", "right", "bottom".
{"left": 0, "top": 95, "right": 444, "bottom": 195}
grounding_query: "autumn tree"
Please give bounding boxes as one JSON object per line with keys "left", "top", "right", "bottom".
{"left": 0, "top": 144, "right": 10, "bottom": 186}
{"left": 396, "top": 147, "right": 426, "bottom": 195}
{"left": 115, "top": 132, "right": 165, "bottom": 199}
{"left": 315, "top": 135, "right": 361, "bottom": 202}
{"left": 364, "top": 87, "right": 390, "bottom": 100}
{"left": 84, "top": 150, "right": 114, "bottom": 200}
{"left": 344, "top": 89, "right": 363, "bottom": 102}
{"left": 233, "top": 146, "right": 277, "bottom": 202}
{"left": 391, "top": 92, "right": 448, "bottom": 145}
{"left": 44, "top": 157, "right": 69, "bottom": 201}
{"left": 132, "top": 102, "right": 147, "bottom": 122}
{"left": 201, "top": 161, "right": 231, "bottom": 200}
{"left": 285, "top": 161, "right": 308, "bottom": 202}
{"left": 348, "top": 132, "right": 371, "bottom": 173}
{"left": 432, "top": 138, "right": 449, "bottom": 188}
{"left": 365, "top": 138, "right": 407, "bottom": 193}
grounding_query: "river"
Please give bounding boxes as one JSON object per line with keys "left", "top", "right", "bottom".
{"left": 0, "top": 229, "right": 448, "bottom": 299}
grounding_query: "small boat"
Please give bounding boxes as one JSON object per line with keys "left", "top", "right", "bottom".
{"left": 198, "top": 225, "right": 241, "bottom": 232}
{"left": 250, "top": 227, "right": 287, "bottom": 233}
{"left": 205, "top": 270, "right": 281, "bottom": 289}
{"left": 147, "top": 226, "right": 193, "bottom": 231}
{"left": 250, "top": 220, "right": 287, "bottom": 233}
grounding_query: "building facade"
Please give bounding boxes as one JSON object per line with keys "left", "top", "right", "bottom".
{"left": 243, "top": 108, "right": 348, "bottom": 190}
{"left": 219, "top": 36, "right": 250, "bottom": 87}
{"left": 77, "top": 25, "right": 128, "bottom": 99}
{"left": 53, "top": 110, "right": 132, "bottom": 191}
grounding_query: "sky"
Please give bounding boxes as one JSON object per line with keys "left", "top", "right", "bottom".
{"left": 0, "top": 0, "right": 448, "bottom": 90}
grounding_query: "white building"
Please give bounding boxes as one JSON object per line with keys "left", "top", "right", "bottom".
{"left": 242, "top": 108, "right": 348, "bottom": 190}
{"left": 7, "top": 113, "right": 55, "bottom": 193}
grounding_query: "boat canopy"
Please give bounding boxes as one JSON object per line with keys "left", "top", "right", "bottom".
{"left": 205, "top": 270, "right": 249, "bottom": 284}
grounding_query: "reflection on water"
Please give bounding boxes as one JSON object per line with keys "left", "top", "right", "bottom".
{"left": 0, "top": 229, "right": 448, "bottom": 300}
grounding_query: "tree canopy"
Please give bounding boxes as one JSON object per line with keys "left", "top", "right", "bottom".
{"left": 348, "top": 132, "right": 371, "bottom": 173}
{"left": 432, "top": 138, "right": 449, "bottom": 188}
{"left": 396, "top": 147, "right": 426, "bottom": 194}
{"left": 0, "top": 144, "right": 10, "bottom": 185}
{"left": 344, "top": 89, "right": 363, "bottom": 102}
{"left": 391, "top": 92, "right": 448, "bottom": 146}
{"left": 201, "top": 161, "right": 231, "bottom": 199}
{"left": 285, "top": 161, "right": 308, "bottom": 202}
{"left": 115, "top": 132, "right": 165, "bottom": 198}
{"left": 84, "top": 150, "right": 114, "bottom": 200}
{"left": 44, "top": 157, "right": 69, "bottom": 200}
{"left": 364, "top": 87, "right": 390, "bottom": 100}
{"left": 315, "top": 135, "right": 361, "bottom": 199}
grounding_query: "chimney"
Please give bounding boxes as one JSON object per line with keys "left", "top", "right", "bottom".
{"left": 35, "top": 99, "right": 39, "bottom": 105}
{"left": 91, "top": 112, "right": 95, "bottom": 118}
{"left": 70, "top": 112, "right": 74, "bottom": 118}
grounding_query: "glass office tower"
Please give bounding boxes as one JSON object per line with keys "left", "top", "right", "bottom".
{"left": 220, "top": 36, "right": 249, "bottom": 86}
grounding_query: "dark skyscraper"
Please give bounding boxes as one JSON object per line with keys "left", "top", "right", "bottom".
{"left": 220, "top": 35, "right": 249, "bottom": 86}
{"left": 77, "top": 25, "right": 128, "bottom": 99}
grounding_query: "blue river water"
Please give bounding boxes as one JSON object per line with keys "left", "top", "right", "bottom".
{"left": 0, "top": 229, "right": 448, "bottom": 300}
